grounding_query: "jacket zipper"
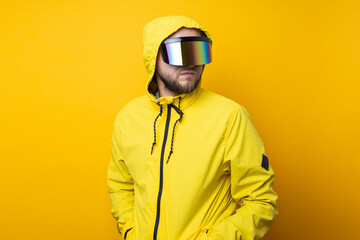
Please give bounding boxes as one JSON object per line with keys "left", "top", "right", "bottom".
{"left": 153, "top": 104, "right": 171, "bottom": 240}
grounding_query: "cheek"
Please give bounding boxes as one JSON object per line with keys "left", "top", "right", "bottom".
{"left": 195, "top": 66, "right": 204, "bottom": 75}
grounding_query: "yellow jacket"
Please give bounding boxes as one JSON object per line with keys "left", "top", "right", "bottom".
{"left": 108, "top": 16, "right": 278, "bottom": 240}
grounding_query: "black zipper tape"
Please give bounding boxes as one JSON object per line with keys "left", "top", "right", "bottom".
{"left": 153, "top": 104, "right": 171, "bottom": 240}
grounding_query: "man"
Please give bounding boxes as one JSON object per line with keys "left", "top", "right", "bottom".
{"left": 108, "top": 16, "right": 278, "bottom": 240}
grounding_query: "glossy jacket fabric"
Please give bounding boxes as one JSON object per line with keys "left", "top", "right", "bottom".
{"left": 107, "top": 16, "right": 278, "bottom": 240}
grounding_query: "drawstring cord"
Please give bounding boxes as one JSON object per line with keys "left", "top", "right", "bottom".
{"left": 150, "top": 97, "right": 183, "bottom": 164}
{"left": 151, "top": 102, "right": 163, "bottom": 154}
{"left": 167, "top": 97, "right": 182, "bottom": 163}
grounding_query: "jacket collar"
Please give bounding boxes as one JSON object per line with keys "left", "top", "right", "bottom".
{"left": 147, "top": 81, "right": 201, "bottom": 111}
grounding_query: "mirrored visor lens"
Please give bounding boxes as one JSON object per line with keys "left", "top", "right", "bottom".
{"left": 160, "top": 37, "right": 212, "bottom": 66}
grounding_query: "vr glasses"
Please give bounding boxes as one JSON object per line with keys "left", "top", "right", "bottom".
{"left": 160, "top": 36, "right": 212, "bottom": 66}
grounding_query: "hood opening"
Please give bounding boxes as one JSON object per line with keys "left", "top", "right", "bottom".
{"left": 142, "top": 16, "right": 212, "bottom": 103}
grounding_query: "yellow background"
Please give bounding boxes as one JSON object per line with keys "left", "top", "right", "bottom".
{"left": 1, "top": 1, "right": 359, "bottom": 239}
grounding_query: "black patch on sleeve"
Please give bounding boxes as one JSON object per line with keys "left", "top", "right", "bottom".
{"left": 262, "top": 154, "right": 269, "bottom": 171}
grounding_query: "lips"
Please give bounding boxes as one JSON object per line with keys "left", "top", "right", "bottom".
{"left": 180, "top": 71, "right": 195, "bottom": 76}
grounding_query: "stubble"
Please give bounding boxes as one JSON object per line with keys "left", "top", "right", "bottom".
{"left": 157, "top": 67, "right": 203, "bottom": 95}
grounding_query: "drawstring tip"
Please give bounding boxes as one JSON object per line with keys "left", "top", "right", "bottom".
{"left": 166, "top": 151, "right": 173, "bottom": 164}
{"left": 151, "top": 143, "right": 156, "bottom": 154}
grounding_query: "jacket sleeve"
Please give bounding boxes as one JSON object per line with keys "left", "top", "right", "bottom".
{"left": 209, "top": 106, "right": 278, "bottom": 240}
{"left": 107, "top": 116, "right": 134, "bottom": 239}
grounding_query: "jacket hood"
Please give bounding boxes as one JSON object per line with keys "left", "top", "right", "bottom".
{"left": 142, "top": 16, "right": 212, "bottom": 105}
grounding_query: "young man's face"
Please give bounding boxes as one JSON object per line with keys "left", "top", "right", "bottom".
{"left": 155, "top": 28, "right": 204, "bottom": 97}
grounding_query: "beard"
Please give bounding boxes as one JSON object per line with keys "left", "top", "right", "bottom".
{"left": 156, "top": 67, "right": 203, "bottom": 95}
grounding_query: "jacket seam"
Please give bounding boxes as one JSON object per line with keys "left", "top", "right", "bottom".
{"left": 222, "top": 106, "right": 241, "bottom": 166}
